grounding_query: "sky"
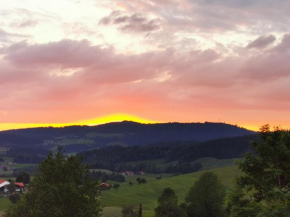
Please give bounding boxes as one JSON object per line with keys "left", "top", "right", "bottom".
{"left": 1, "top": 0, "right": 290, "bottom": 131}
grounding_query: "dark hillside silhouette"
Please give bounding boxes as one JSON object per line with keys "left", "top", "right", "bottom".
{"left": 1, "top": 122, "right": 256, "bottom": 150}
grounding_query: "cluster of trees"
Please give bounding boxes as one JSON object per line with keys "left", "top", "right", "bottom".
{"left": 226, "top": 125, "right": 290, "bottom": 217}
{"left": 81, "top": 135, "right": 255, "bottom": 174}
{"left": 91, "top": 170, "right": 125, "bottom": 182}
{"left": 5, "top": 150, "right": 102, "bottom": 217}
{"left": 164, "top": 162, "right": 202, "bottom": 174}
{"left": 155, "top": 172, "right": 226, "bottom": 217}
{"left": 155, "top": 125, "right": 290, "bottom": 217}
{"left": 13, "top": 154, "right": 46, "bottom": 164}
{"left": 15, "top": 172, "right": 30, "bottom": 184}
{"left": 113, "top": 162, "right": 203, "bottom": 175}
{"left": 83, "top": 135, "right": 255, "bottom": 164}
{"left": 6, "top": 147, "right": 49, "bottom": 163}
{"left": 136, "top": 177, "right": 147, "bottom": 184}
{"left": 115, "top": 162, "right": 164, "bottom": 174}
{"left": 121, "top": 204, "right": 142, "bottom": 217}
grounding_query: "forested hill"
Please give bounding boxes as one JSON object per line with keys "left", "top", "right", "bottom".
{"left": 0, "top": 133, "right": 42, "bottom": 146}
{"left": 80, "top": 134, "right": 258, "bottom": 173}
{"left": 1, "top": 121, "right": 255, "bottom": 148}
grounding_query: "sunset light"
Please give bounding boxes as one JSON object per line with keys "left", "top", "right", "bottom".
{"left": 1, "top": 1, "right": 290, "bottom": 216}
{"left": 0, "top": 114, "right": 158, "bottom": 131}
{"left": 0, "top": 0, "right": 290, "bottom": 132}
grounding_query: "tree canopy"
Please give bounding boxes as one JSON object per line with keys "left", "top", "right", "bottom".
{"left": 155, "top": 188, "right": 181, "bottom": 217}
{"left": 16, "top": 172, "right": 30, "bottom": 184}
{"left": 185, "top": 172, "right": 226, "bottom": 217}
{"left": 228, "top": 125, "right": 290, "bottom": 217}
{"left": 5, "top": 150, "right": 102, "bottom": 217}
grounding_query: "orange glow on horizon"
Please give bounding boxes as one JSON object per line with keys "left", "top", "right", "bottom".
{"left": 1, "top": 113, "right": 287, "bottom": 132}
{"left": 0, "top": 114, "right": 158, "bottom": 132}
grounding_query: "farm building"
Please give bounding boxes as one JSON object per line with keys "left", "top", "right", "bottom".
{"left": 98, "top": 182, "right": 110, "bottom": 190}
{"left": 122, "top": 171, "right": 134, "bottom": 176}
{"left": 0, "top": 179, "right": 10, "bottom": 192}
{"left": 15, "top": 182, "right": 25, "bottom": 191}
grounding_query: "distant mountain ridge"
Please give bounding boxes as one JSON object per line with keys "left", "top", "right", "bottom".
{"left": 0, "top": 121, "right": 256, "bottom": 148}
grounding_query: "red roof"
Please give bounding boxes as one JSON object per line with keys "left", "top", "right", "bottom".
{"left": 0, "top": 179, "right": 6, "bottom": 184}
{"left": 101, "top": 183, "right": 110, "bottom": 187}
{"left": 15, "top": 182, "right": 24, "bottom": 187}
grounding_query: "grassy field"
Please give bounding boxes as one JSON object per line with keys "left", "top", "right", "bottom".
{"left": 101, "top": 166, "right": 242, "bottom": 217}
{"left": 194, "top": 157, "right": 242, "bottom": 170}
{"left": 0, "top": 162, "right": 36, "bottom": 176}
{"left": 90, "top": 169, "right": 114, "bottom": 174}
{"left": 0, "top": 197, "right": 12, "bottom": 215}
{"left": 102, "top": 207, "right": 122, "bottom": 217}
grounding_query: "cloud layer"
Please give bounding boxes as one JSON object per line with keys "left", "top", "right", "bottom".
{"left": 1, "top": 0, "right": 290, "bottom": 130}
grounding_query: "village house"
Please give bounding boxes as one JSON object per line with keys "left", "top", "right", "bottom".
{"left": 122, "top": 171, "right": 134, "bottom": 176}
{"left": 15, "top": 182, "right": 25, "bottom": 192}
{"left": 98, "top": 182, "right": 110, "bottom": 190}
{"left": 0, "top": 179, "right": 10, "bottom": 193}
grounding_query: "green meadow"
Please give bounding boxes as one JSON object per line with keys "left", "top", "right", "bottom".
{"left": 101, "top": 166, "right": 242, "bottom": 217}
{"left": 194, "top": 157, "right": 242, "bottom": 170}
{"left": 0, "top": 159, "right": 242, "bottom": 217}
{"left": 0, "top": 197, "right": 12, "bottom": 215}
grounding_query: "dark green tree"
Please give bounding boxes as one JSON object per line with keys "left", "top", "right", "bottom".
{"left": 140, "top": 178, "right": 147, "bottom": 184}
{"left": 155, "top": 188, "right": 181, "bottom": 217}
{"left": 16, "top": 172, "right": 30, "bottom": 184}
{"left": 228, "top": 125, "right": 290, "bottom": 217}
{"left": 9, "top": 194, "right": 21, "bottom": 204}
{"left": 136, "top": 177, "right": 141, "bottom": 184}
{"left": 5, "top": 150, "right": 102, "bottom": 217}
{"left": 113, "top": 183, "right": 120, "bottom": 190}
{"left": 185, "top": 172, "right": 226, "bottom": 217}
{"left": 8, "top": 180, "right": 16, "bottom": 194}
{"left": 122, "top": 204, "right": 138, "bottom": 217}
{"left": 226, "top": 185, "right": 262, "bottom": 217}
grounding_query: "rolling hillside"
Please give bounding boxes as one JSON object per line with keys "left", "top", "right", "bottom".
{"left": 0, "top": 121, "right": 256, "bottom": 154}
{"left": 101, "top": 166, "right": 242, "bottom": 217}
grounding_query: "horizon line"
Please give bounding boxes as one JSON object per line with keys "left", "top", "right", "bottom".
{"left": 0, "top": 120, "right": 257, "bottom": 132}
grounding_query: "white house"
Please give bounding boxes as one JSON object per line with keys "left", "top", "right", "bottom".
{"left": 0, "top": 179, "right": 10, "bottom": 193}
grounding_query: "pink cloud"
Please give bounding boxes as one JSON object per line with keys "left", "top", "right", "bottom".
{"left": 1, "top": 35, "right": 290, "bottom": 125}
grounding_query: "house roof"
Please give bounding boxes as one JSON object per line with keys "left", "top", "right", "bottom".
{"left": 101, "top": 183, "right": 110, "bottom": 187}
{"left": 0, "top": 179, "right": 10, "bottom": 188}
{"left": 15, "top": 182, "right": 24, "bottom": 187}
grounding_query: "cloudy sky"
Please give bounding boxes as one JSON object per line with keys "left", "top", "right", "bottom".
{"left": 1, "top": 0, "right": 290, "bottom": 131}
